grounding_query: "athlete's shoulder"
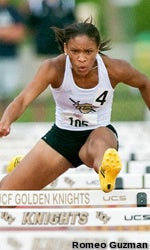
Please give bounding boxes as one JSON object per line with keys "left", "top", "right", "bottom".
{"left": 41, "top": 54, "right": 66, "bottom": 71}
{"left": 101, "top": 55, "right": 132, "bottom": 87}
{"left": 101, "top": 54, "right": 126, "bottom": 67}
{"left": 38, "top": 54, "right": 66, "bottom": 86}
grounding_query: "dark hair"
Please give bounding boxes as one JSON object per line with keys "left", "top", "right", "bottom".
{"left": 51, "top": 18, "right": 111, "bottom": 54}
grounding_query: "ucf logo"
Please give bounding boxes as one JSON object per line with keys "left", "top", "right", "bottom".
{"left": 69, "top": 98, "right": 97, "bottom": 114}
{"left": 1, "top": 212, "right": 15, "bottom": 225}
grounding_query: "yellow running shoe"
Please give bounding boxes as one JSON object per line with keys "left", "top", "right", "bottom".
{"left": 99, "top": 148, "right": 122, "bottom": 193}
{"left": 7, "top": 155, "right": 24, "bottom": 173}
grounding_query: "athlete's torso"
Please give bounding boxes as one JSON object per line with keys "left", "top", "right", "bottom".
{"left": 50, "top": 54, "right": 114, "bottom": 131}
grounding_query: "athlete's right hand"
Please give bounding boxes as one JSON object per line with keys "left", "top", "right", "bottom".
{"left": 0, "top": 122, "right": 11, "bottom": 137}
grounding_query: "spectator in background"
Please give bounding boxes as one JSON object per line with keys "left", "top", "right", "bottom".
{"left": 26, "top": 0, "right": 76, "bottom": 56}
{"left": 0, "top": 0, "right": 25, "bottom": 111}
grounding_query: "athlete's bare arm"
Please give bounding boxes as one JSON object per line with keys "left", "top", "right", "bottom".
{"left": 103, "top": 55, "right": 150, "bottom": 109}
{"left": 0, "top": 55, "right": 65, "bottom": 137}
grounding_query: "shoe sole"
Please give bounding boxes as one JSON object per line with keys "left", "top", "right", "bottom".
{"left": 99, "top": 148, "right": 122, "bottom": 192}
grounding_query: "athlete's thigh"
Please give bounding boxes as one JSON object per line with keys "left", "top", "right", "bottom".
{"left": 0, "top": 139, "right": 72, "bottom": 190}
{"left": 87, "top": 126, "right": 118, "bottom": 147}
{"left": 79, "top": 126, "right": 118, "bottom": 168}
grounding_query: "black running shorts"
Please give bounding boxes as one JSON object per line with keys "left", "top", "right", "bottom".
{"left": 41, "top": 124, "right": 118, "bottom": 167}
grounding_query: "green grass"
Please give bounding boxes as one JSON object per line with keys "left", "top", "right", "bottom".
{"left": 111, "top": 84, "right": 145, "bottom": 121}
{"left": 17, "top": 97, "right": 55, "bottom": 122}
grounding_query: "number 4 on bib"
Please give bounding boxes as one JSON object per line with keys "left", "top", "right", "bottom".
{"left": 95, "top": 91, "right": 108, "bottom": 105}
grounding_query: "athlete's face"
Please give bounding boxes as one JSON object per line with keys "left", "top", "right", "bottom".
{"left": 64, "top": 35, "right": 99, "bottom": 76}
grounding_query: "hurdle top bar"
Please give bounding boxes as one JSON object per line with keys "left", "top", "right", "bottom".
{"left": 0, "top": 189, "right": 149, "bottom": 207}
{"left": 0, "top": 207, "right": 150, "bottom": 228}
{"left": 1, "top": 173, "right": 150, "bottom": 189}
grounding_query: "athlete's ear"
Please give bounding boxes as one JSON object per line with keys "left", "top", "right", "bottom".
{"left": 64, "top": 43, "right": 67, "bottom": 55}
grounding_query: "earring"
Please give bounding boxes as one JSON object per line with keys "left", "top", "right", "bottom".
{"left": 64, "top": 52, "right": 67, "bottom": 55}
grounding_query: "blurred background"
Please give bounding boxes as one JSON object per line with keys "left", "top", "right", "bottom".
{"left": 0, "top": 0, "right": 150, "bottom": 122}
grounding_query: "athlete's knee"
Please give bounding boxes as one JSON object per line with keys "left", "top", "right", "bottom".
{"left": 79, "top": 141, "right": 98, "bottom": 167}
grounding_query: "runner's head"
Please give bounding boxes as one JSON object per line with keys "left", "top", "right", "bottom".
{"left": 52, "top": 17, "right": 111, "bottom": 55}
